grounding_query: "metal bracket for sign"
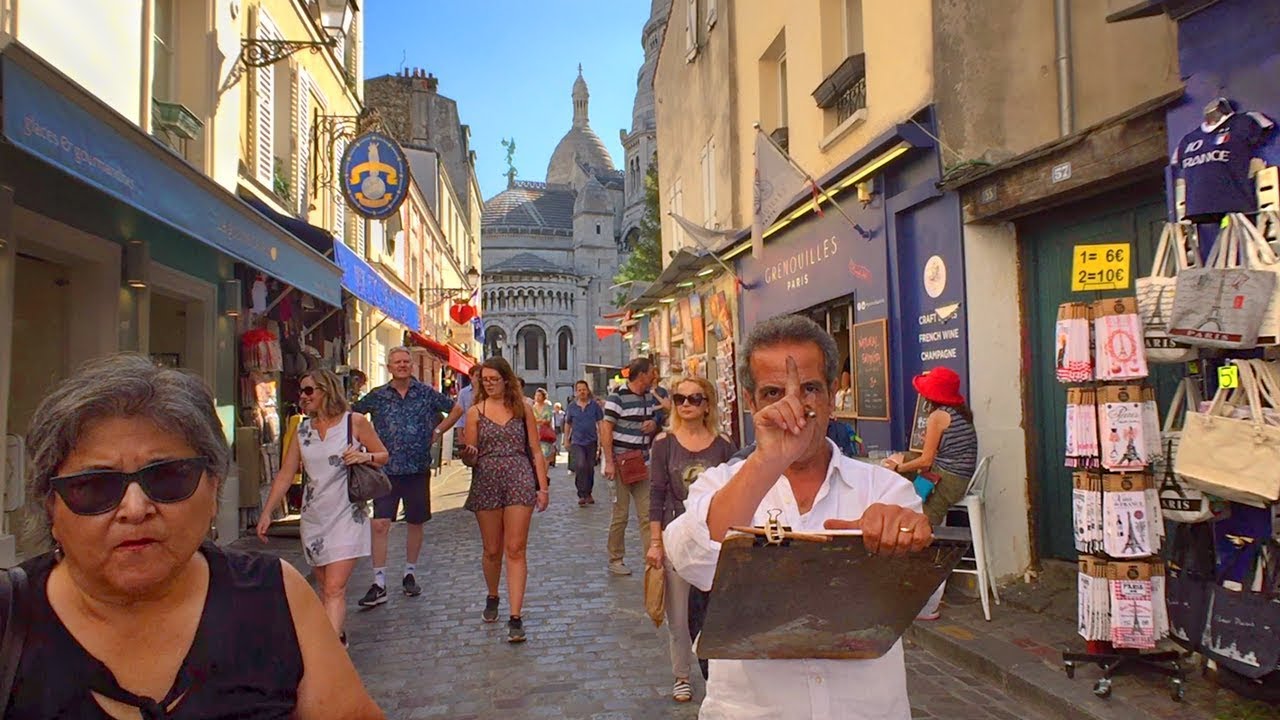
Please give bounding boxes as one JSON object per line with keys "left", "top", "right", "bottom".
{"left": 312, "top": 109, "right": 384, "bottom": 195}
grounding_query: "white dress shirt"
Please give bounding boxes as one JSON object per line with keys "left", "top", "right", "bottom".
{"left": 664, "top": 440, "right": 923, "bottom": 720}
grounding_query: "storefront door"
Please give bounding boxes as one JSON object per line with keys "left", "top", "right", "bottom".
{"left": 1021, "top": 185, "right": 1182, "bottom": 561}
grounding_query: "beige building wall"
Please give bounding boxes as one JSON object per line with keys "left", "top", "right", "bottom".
{"left": 934, "top": 0, "right": 1179, "bottom": 163}
{"left": 653, "top": 0, "right": 739, "bottom": 262}
{"left": 732, "top": 0, "right": 934, "bottom": 217}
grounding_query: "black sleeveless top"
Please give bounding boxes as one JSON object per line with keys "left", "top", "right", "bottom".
{"left": 5, "top": 542, "right": 304, "bottom": 719}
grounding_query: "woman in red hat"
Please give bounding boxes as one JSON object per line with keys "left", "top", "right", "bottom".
{"left": 883, "top": 366, "right": 978, "bottom": 620}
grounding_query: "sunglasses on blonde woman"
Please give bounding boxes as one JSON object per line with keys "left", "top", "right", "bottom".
{"left": 672, "top": 393, "right": 706, "bottom": 407}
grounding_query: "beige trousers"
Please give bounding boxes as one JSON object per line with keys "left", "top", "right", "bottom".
{"left": 607, "top": 477, "right": 651, "bottom": 563}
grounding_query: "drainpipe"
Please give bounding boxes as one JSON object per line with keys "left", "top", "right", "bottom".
{"left": 1054, "top": 0, "right": 1074, "bottom": 136}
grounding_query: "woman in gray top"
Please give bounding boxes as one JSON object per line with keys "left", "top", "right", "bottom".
{"left": 646, "top": 375, "right": 736, "bottom": 703}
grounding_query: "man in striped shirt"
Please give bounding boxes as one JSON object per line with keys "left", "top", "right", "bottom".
{"left": 601, "top": 357, "right": 660, "bottom": 575}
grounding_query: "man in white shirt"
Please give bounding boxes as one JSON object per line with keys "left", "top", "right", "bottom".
{"left": 665, "top": 314, "right": 932, "bottom": 720}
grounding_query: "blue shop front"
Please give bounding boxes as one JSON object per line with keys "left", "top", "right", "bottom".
{"left": 734, "top": 111, "right": 969, "bottom": 453}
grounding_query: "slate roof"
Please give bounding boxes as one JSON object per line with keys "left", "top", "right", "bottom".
{"left": 482, "top": 181, "right": 576, "bottom": 232}
{"left": 484, "top": 252, "right": 577, "bottom": 275}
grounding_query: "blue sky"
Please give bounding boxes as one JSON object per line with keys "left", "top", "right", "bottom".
{"left": 363, "top": 1, "right": 653, "bottom": 200}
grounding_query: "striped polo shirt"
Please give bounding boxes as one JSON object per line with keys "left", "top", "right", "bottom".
{"left": 603, "top": 386, "right": 656, "bottom": 453}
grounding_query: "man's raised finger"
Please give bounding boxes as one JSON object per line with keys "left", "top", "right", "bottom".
{"left": 785, "top": 355, "right": 802, "bottom": 398}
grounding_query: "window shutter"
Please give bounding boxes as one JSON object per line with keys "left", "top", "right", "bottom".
{"left": 685, "top": 0, "right": 697, "bottom": 52}
{"left": 707, "top": 138, "right": 717, "bottom": 223}
{"left": 295, "top": 84, "right": 311, "bottom": 215}
{"left": 355, "top": 215, "right": 367, "bottom": 257}
{"left": 333, "top": 138, "right": 348, "bottom": 249}
{"left": 252, "top": 10, "right": 279, "bottom": 186}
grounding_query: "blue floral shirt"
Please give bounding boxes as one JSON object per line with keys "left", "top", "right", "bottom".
{"left": 352, "top": 378, "right": 454, "bottom": 475}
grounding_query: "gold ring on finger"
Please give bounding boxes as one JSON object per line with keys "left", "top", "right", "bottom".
{"left": 899, "top": 526, "right": 914, "bottom": 533}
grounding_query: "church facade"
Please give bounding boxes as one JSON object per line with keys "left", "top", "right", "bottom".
{"left": 480, "top": 69, "right": 627, "bottom": 404}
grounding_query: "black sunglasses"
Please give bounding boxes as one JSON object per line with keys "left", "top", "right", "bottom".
{"left": 300, "top": 386, "right": 317, "bottom": 396}
{"left": 50, "top": 457, "right": 208, "bottom": 516}
{"left": 672, "top": 393, "right": 707, "bottom": 407}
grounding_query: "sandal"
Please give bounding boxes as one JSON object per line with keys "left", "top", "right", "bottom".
{"left": 672, "top": 678, "right": 692, "bottom": 703}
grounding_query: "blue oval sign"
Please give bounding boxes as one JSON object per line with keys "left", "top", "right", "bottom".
{"left": 341, "top": 131, "right": 410, "bottom": 220}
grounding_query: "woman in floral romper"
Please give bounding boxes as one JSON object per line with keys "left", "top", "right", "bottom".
{"left": 259, "top": 369, "right": 388, "bottom": 647}
{"left": 460, "top": 358, "right": 550, "bottom": 643}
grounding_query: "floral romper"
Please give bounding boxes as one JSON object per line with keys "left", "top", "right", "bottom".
{"left": 298, "top": 413, "right": 371, "bottom": 566}
{"left": 465, "top": 403, "right": 538, "bottom": 512}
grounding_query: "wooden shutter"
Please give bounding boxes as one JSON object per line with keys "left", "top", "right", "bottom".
{"left": 333, "top": 137, "right": 348, "bottom": 248}
{"left": 252, "top": 9, "right": 280, "bottom": 186}
{"left": 295, "top": 78, "right": 312, "bottom": 215}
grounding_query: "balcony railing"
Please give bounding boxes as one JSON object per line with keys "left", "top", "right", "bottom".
{"left": 812, "top": 53, "right": 867, "bottom": 124}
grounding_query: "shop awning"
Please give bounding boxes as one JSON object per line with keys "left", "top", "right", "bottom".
{"left": 333, "top": 242, "right": 421, "bottom": 332}
{"left": 0, "top": 41, "right": 343, "bottom": 306}
{"left": 624, "top": 247, "right": 720, "bottom": 312}
{"left": 406, "top": 331, "right": 476, "bottom": 374}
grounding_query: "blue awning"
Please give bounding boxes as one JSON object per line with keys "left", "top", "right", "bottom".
{"left": 0, "top": 48, "right": 342, "bottom": 306}
{"left": 333, "top": 241, "right": 422, "bottom": 332}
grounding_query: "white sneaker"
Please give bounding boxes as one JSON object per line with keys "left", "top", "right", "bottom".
{"left": 608, "top": 560, "right": 632, "bottom": 576}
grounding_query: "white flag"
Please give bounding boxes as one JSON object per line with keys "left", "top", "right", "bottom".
{"left": 669, "top": 213, "right": 742, "bottom": 252}
{"left": 752, "top": 129, "right": 809, "bottom": 258}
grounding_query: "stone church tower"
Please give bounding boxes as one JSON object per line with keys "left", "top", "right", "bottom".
{"left": 619, "top": 0, "right": 670, "bottom": 251}
{"left": 481, "top": 68, "right": 626, "bottom": 403}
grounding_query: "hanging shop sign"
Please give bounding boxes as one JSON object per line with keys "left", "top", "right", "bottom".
{"left": 341, "top": 131, "right": 410, "bottom": 220}
{"left": 1071, "top": 243, "right": 1131, "bottom": 292}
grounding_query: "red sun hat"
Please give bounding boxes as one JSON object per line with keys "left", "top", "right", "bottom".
{"left": 912, "top": 366, "right": 966, "bottom": 406}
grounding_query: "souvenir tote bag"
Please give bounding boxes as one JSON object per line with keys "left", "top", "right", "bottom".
{"left": 1176, "top": 361, "right": 1280, "bottom": 507}
{"left": 1137, "top": 222, "right": 1198, "bottom": 363}
{"left": 1237, "top": 212, "right": 1280, "bottom": 345}
{"left": 1168, "top": 218, "right": 1277, "bottom": 349}
{"left": 1157, "top": 378, "right": 1212, "bottom": 523}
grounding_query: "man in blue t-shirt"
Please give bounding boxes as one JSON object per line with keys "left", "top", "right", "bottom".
{"left": 1172, "top": 103, "right": 1274, "bottom": 222}
{"left": 564, "top": 379, "right": 606, "bottom": 506}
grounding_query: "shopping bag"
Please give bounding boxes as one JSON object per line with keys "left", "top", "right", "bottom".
{"left": 1202, "top": 543, "right": 1280, "bottom": 679}
{"left": 1176, "top": 360, "right": 1280, "bottom": 507}
{"left": 1137, "top": 222, "right": 1198, "bottom": 362}
{"left": 1157, "top": 378, "right": 1213, "bottom": 523}
{"left": 1236, "top": 212, "right": 1280, "bottom": 345}
{"left": 1168, "top": 217, "right": 1277, "bottom": 349}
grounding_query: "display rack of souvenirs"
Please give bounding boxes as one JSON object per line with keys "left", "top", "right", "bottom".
{"left": 1055, "top": 298, "right": 1186, "bottom": 699}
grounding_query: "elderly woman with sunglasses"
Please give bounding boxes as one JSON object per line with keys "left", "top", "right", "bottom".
{"left": 645, "top": 376, "right": 736, "bottom": 703}
{"left": 10, "top": 354, "right": 382, "bottom": 718}
{"left": 259, "top": 368, "right": 389, "bottom": 646}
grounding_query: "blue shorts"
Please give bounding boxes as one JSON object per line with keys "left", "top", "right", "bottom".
{"left": 372, "top": 471, "right": 431, "bottom": 524}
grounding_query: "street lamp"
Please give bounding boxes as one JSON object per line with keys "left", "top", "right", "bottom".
{"left": 420, "top": 267, "right": 481, "bottom": 306}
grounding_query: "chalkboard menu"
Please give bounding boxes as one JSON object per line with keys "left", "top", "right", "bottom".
{"left": 853, "top": 319, "right": 890, "bottom": 421}
{"left": 908, "top": 393, "right": 930, "bottom": 452}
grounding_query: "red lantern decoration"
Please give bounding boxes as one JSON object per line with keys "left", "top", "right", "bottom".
{"left": 449, "top": 301, "right": 477, "bottom": 325}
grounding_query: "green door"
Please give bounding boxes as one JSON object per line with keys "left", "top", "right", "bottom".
{"left": 1022, "top": 185, "right": 1183, "bottom": 561}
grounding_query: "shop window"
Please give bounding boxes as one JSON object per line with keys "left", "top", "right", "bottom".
{"left": 558, "top": 328, "right": 573, "bottom": 371}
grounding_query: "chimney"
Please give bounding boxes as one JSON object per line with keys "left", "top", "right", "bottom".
{"left": 425, "top": 73, "right": 438, "bottom": 92}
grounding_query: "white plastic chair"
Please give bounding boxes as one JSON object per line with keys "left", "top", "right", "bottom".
{"left": 947, "top": 455, "right": 1000, "bottom": 621}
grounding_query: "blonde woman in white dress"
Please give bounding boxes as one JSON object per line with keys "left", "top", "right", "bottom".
{"left": 260, "top": 369, "right": 388, "bottom": 646}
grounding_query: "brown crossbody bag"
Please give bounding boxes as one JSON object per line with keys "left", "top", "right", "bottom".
{"left": 615, "top": 395, "right": 650, "bottom": 485}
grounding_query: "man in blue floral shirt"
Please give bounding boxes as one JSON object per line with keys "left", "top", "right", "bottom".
{"left": 352, "top": 346, "right": 454, "bottom": 606}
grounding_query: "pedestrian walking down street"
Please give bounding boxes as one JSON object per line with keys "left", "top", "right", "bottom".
{"left": 552, "top": 401, "right": 567, "bottom": 466}
{"left": 436, "top": 364, "right": 483, "bottom": 446}
{"left": 459, "top": 358, "right": 550, "bottom": 643}
{"left": 351, "top": 346, "right": 454, "bottom": 607}
{"left": 564, "top": 380, "right": 605, "bottom": 506}
{"left": 260, "top": 369, "right": 389, "bottom": 647}
{"left": 646, "top": 375, "right": 737, "bottom": 703}
{"left": 532, "top": 388, "right": 557, "bottom": 468}
{"left": 12, "top": 355, "right": 382, "bottom": 718}
{"left": 601, "top": 357, "right": 661, "bottom": 576}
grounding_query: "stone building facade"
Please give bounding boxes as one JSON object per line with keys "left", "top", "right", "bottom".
{"left": 481, "top": 69, "right": 626, "bottom": 404}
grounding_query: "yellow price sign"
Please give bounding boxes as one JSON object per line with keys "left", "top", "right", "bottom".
{"left": 1218, "top": 365, "right": 1239, "bottom": 389}
{"left": 1072, "top": 243, "right": 1131, "bottom": 292}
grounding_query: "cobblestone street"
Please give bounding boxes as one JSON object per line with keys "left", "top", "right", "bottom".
{"left": 246, "top": 459, "right": 1046, "bottom": 719}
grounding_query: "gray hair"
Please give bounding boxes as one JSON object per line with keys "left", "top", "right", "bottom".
{"left": 737, "top": 315, "right": 840, "bottom": 397}
{"left": 25, "top": 353, "right": 231, "bottom": 538}
{"left": 386, "top": 345, "right": 412, "bottom": 364}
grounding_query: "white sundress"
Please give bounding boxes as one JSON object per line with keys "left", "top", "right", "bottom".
{"left": 298, "top": 413, "right": 371, "bottom": 567}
